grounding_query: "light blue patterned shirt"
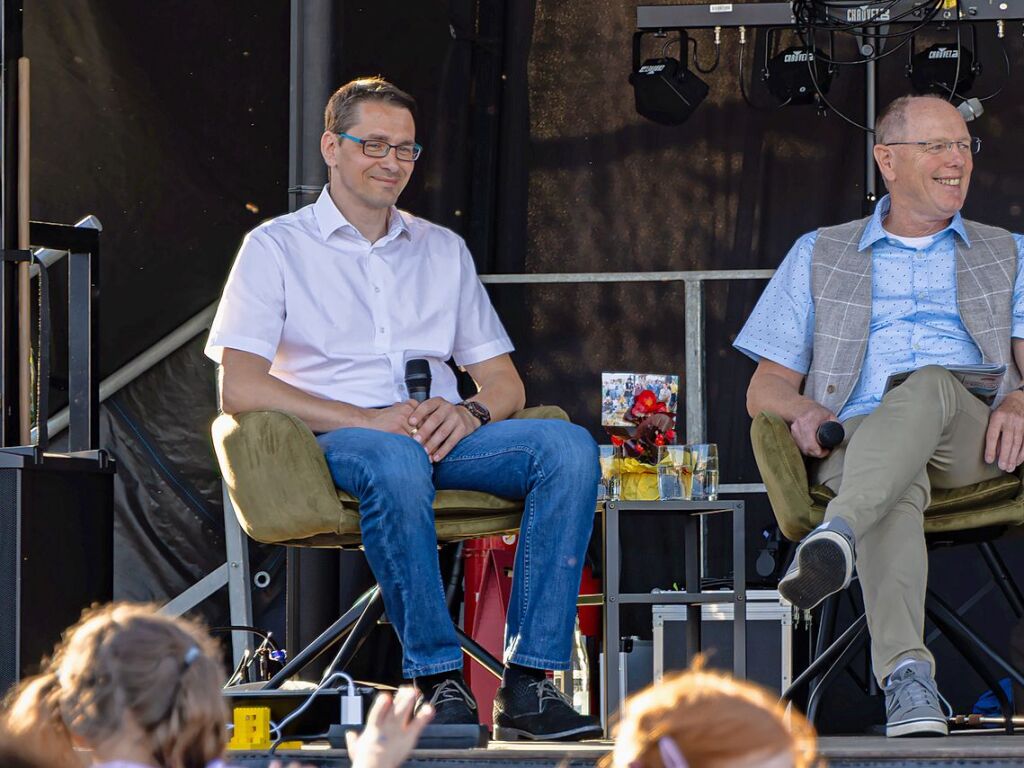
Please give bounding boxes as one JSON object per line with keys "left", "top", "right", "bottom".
{"left": 734, "top": 195, "right": 1024, "bottom": 421}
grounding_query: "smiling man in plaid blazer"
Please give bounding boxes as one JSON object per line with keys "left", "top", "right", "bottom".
{"left": 734, "top": 94, "right": 1024, "bottom": 737}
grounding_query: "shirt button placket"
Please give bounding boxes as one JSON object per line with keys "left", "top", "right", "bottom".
{"left": 368, "top": 247, "right": 388, "bottom": 349}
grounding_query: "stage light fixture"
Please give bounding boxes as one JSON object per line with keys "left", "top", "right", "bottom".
{"left": 763, "top": 46, "right": 833, "bottom": 105}
{"left": 906, "top": 31, "right": 980, "bottom": 98}
{"left": 630, "top": 30, "right": 709, "bottom": 126}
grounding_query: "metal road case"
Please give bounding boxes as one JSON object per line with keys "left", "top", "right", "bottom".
{"left": 653, "top": 590, "right": 794, "bottom": 694}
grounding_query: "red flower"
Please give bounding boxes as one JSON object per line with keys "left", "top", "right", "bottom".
{"left": 635, "top": 389, "right": 658, "bottom": 410}
{"left": 628, "top": 389, "right": 663, "bottom": 421}
{"left": 610, "top": 434, "right": 625, "bottom": 446}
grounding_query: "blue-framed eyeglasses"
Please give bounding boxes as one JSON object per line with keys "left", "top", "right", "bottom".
{"left": 338, "top": 132, "right": 422, "bottom": 162}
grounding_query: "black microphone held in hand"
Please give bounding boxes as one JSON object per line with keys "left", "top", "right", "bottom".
{"left": 405, "top": 359, "right": 432, "bottom": 403}
{"left": 816, "top": 420, "right": 845, "bottom": 450}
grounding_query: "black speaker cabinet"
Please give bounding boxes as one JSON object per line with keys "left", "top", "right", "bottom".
{"left": 0, "top": 449, "right": 114, "bottom": 695}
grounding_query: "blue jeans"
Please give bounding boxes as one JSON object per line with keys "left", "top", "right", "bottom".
{"left": 316, "top": 418, "right": 599, "bottom": 678}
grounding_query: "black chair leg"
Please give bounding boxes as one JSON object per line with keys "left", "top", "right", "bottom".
{"left": 807, "top": 593, "right": 839, "bottom": 694}
{"left": 925, "top": 592, "right": 1016, "bottom": 734}
{"left": 782, "top": 613, "right": 869, "bottom": 705}
{"left": 807, "top": 617, "right": 871, "bottom": 724}
{"left": 978, "top": 542, "right": 1024, "bottom": 619}
{"left": 265, "top": 586, "right": 378, "bottom": 689}
{"left": 320, "top": 587, "right": 388, "bottom": 683}
{"left": 843, "top": 583, "right": 880, "bottom": 697}
{"left": 263, "top": 584, "right": 505, "bottom": 690}
{"left": 927, "top": 590, "right": 1024, "bottom": 690}
{"left": 799, "top": 593, "right": 838, "bottom": 714}
{"left": 455, "top": 626, "right": 503, "bottom": 680}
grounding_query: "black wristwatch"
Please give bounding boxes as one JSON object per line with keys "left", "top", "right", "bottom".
{"left": 458, "top": 400, "right": 491, "bottom": 425}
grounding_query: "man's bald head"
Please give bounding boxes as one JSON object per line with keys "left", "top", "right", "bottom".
{"left": 875, "top": 94, "right": 957, "bottom": 144}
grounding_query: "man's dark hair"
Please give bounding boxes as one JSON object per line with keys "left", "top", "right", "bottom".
{"left": 324, "top": 77, "right": 418, "bottom": 134}
{"left": 875, "top": 94, "right": 949, "bottom": 144}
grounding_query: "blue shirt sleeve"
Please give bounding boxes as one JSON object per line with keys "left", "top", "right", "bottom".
{"left": 733, "top": 232, "right": 816, "bottom": 374}
{"left": 1012, "top": 234, "right": 1024, "bottom": 339}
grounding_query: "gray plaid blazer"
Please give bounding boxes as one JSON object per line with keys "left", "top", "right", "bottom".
{"left": 805, "top": 216, "right": 1021, "bottom": 416}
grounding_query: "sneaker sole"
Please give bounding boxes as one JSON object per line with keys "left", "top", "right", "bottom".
{"left": 778, "top": 531, "right": 853, "bottom": 610}
{"left": 887, "top": 717, "right": 949, "bottom": 738}
{"left": 493, "top": 723, "right": 604, "bottom": 742}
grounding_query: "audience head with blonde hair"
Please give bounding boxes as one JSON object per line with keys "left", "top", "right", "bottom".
{"left": 2, "top": 602, "right": 227, "bottom": 768}
{"left": 604, "top": 662, "right": 817, "bottom": 768}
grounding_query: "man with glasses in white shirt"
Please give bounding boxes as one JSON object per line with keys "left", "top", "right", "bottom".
{"left": 735, "top": 94, "right": 1024, "bottom": 737}
{"left": 206, "top": 77, "right": 601, "bottom": 741}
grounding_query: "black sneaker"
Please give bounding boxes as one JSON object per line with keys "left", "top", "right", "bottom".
{"left": 418, "top": 677, "right": 480, "bottom": 725}
{"left": 493, "top": 677, "right": 602, "bottom": 741}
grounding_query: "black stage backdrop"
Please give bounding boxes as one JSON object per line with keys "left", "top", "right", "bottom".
{"left": 24, "top": 1, "right": 290, "bottom": 636}
{"left": 23, "top": 0, "right": 1024, "bottom": 726}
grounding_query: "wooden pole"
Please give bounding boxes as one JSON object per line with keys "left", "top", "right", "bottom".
{"left": 17, "top": 56, "right": 28, "bottom": 444}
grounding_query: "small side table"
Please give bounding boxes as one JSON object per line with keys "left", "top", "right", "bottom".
{"left": 602, "top": 498, "right": 746, "bottom": 729}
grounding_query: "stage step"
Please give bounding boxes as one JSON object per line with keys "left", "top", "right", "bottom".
{"left": 229, "top": 733, "right": 1024, "bottom": 767}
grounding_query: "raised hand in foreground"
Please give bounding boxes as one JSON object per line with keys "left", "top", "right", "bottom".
{"left": 346, "top": 686, "right": 434, "bottom": 768}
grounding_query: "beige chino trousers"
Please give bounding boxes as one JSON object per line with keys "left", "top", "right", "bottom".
{"left": 811, "top": 365, "right": 1008, "bottom": 683}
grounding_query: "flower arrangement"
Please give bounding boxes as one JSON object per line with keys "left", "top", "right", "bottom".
{"left": 608, "top": 388, "right": 677, "bottom": 464}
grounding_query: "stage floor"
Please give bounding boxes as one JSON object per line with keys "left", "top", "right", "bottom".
{"left": 231, "top": 733, "right": 1024, "bottom": 767}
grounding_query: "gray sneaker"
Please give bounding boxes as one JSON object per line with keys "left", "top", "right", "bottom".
{"left": 778, "top": 517, "right": 856, "bottom": 610}
{"left": 884, "top": 661, "right": 950, "bottom": 737}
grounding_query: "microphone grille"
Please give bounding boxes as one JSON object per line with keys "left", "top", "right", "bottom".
{"left": 405, "top": 359, "right": 430, "bottom": 376}
{"left": 817, "top": 421, "right": 845, "bottom": 449}
{"left": 957, "top": 97, "right": 983, "bottom": 122}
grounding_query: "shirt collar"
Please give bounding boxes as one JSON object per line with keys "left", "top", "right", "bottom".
{"left": 313, "top": 185, "right": 410, "bottom": 243}
{"left": 858, "top": 194, "right": 970, "bottom": 251}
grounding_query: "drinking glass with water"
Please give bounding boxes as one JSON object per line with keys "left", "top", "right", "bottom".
{"left": 690, "top": 443, "right": 719, "bottom": 501}
{"left": 598, "top": 445, "right": 623, "bottom": 500}
{"left": 657, "top": 445, "right": 693, "bottom": 500}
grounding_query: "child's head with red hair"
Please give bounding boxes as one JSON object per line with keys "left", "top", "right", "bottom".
{"left": 604, "top": 662, "right": 818, "bottom": 768}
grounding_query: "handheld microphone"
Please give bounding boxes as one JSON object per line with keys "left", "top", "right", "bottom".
{"left": 404, "top": 359, "right": 431, "bottom": 403}
{"left": 816, "top": 420, "right": 845, "bottom": 450}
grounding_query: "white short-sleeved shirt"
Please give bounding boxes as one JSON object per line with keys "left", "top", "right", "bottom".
{"left": 205, "top": 186, "right": 514, "bottom": 408}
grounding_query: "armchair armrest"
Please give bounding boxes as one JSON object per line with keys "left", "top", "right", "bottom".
{"left": 510, "top": 405, "right": 569, "bottom": 421}
{"left": 212, "top": 410, "right": 342, "bottom": 543}
{"left": 750, "top": 411, "right": 818, "bottom": 541}
{"left": 1015, "top": 455, "right": 1024, "bottom": 501}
